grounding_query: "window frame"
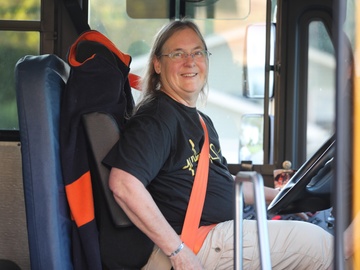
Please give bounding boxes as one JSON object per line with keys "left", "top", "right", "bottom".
{"left": 0, "top": 0, "right": 59, "bottom": 140}
{"left": 274, "top": 0, "right": 334, "bottom": 168}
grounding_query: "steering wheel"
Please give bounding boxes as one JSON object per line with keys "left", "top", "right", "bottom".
{"left": 267, "top": 134, "right": 335, "bottom": 215}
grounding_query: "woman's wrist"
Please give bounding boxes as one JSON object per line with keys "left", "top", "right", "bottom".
{"left": 167, "top": 242, "right": 184, "bottom": 258}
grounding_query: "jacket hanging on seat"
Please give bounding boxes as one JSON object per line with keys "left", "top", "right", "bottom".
{"left": 60, "top": 30, "right": 153, "bottom": 270}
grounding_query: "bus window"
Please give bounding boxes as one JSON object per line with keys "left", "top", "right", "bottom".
{"left": 0, "top": 31, "right": 39, "bottom": 130}
{"left": 0, "top": 0, "right": 40, "bottom": 20}
{"left": 239, "top": 114, "right": 264, "bottom": 163}
{"left": 126, "top": 0, "right": 250, "bottom": 20}
{"left": 0, "top": 0, "right": 40, "bottom": 131}
{"left": 307, "top": 21, "right": 335, "bottom": 158}
{"left": 243, "top": 23, "right": 275, "bottom": 99}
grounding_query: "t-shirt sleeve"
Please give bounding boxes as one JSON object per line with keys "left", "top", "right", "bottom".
{"left": 103, "top": 114, "right": 172, "bottom": 186}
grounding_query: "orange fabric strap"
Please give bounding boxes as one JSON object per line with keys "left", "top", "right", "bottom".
{"left": 67, "top": 30, "right": 142, "bottom": 91}
{"left": 128, "top": 73, "right": 141, "bottom": 91}
{"left": 193, "top": 224, "right": 217, "bottom": 254}
{"left": 65, "top": 170, "right": 95, "bottom": 227}
{"left": 181, "top": 114, "right": 210, "bottom": 252}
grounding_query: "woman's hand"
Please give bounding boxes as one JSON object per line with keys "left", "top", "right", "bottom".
{"left": 169, "top": 245, "right": 204, "bottom": 270}
{"left": 268, "top": 187, "right": 309, "bottom": 220}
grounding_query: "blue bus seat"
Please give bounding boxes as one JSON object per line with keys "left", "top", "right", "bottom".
{"left": 15, "top": 54, "right": 73, "bottom": 270}
{"left": 15, "top": 54, "right": 152, "bottom": 269}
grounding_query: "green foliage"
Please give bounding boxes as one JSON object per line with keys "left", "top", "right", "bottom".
{"left": 0, "top": 33, "right": 38, "bottom": 130}
{"left": 0, "top": 0, "right": 40, "bottom": 130}
{"left": 0, "top": 0, "right": 40, "bottom": 20}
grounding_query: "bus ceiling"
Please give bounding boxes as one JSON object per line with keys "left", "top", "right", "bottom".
{"left": 126, "top": 0, "right": 250, "bottom": 19}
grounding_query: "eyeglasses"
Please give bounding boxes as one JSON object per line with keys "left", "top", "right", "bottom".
{"left": 160, "top": 50, "right": 211, "bottom": 62}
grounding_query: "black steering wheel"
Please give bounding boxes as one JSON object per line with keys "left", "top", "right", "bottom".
{"left": 267, "top": 134, "right": 335, "bottom": 215}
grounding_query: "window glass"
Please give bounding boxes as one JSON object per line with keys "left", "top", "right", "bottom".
{"left": 343, "top": 0, "right": 356, "bottom": 47}
{"left": 306, "top": 21, "right": 335, "bottom": 158}
{"left": 0, "top": 31, "right": 39, "bottom": 130}
{"left": 89, "top": 0, "right": 267, "bottom": 163}
{"left": 0, "top": 0, "right": 40, "bottom": 20}
{"left": 126, "top": 0, "right": 250, "bottom": 20}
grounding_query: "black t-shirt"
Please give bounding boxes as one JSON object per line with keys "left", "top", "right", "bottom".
{"left": 104, "top": 91, "right": 234, "bottom": 234}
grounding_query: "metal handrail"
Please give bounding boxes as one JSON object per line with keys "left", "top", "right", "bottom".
{"left": 234, "top": 171, "right": 272, "bottom": 270}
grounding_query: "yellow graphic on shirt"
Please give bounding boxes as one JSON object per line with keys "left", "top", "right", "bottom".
{"left": 183, "top": 139, "right": 198, "bottom": 176}
{"left": 210, "top": 143, "right": 221, "bottom": 162}
{"left": 182, "top": 139, "right": 221, "bottom": 176}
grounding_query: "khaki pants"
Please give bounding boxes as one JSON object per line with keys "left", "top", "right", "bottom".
{"left": 142, "top": 220, "right": 333, "bottom": 270}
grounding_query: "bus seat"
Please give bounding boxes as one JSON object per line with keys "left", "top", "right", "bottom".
{"left": 15, "top": 54, "right": 73, "bottom": 270}
{"left": 82, "top": 112, "right": 153, "bottom": 269}
{"left": 15, "top": 54, "right": 152, "bottom": 269}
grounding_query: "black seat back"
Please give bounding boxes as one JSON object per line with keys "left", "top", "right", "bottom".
{"left": 81, "top": 113, "right": 153, "bottom": 269}
{"left": 82, "top": 112, "right": 132, "bottom": 227}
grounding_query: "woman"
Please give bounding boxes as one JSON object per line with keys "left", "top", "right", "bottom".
{"left": 105, "top": 19, "right": 333, "bottom": 270}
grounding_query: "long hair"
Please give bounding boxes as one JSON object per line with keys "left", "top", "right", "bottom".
{"left": 135, "top": 19, "right": 209, "bottom": 112}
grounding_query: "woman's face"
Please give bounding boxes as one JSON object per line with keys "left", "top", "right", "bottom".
{"left": 153, "top": 28, "right": 208, "bottom": 106}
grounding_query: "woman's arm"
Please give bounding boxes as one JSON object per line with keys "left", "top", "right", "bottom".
{"left": 108, "top": 167, "right": 203, "bottom": 270}
{"left": 242, "top": 181, "right": 279, "bottom": 205}
{"left": 242, "top": 180, "right": 309, "bottom": 220}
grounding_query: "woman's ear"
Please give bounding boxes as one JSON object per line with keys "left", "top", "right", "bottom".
{"left": 153, "top": 57, "right": 161, "bottom": 74}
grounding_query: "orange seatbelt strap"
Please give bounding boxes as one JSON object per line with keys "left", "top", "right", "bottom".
{"left": 181, "top": 114, "right": 211, "bottom": 253}
{"left": 129, "top": 73, "right": 141, "bottom": 91}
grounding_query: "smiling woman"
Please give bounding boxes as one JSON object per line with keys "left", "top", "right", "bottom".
{"left": 87, "top": 0, "right": 269, "bottom": 163}
{"left": 152, "top": 27, "right": 209, "bottom": 107}
{"left": 103, "top": 19, "right": 334, "bottom": 270}
{"left": 2, "top": 0, "right": 357, "bottom": 269}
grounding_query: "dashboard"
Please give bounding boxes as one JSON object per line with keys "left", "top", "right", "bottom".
{"left": 243, "top": 204, "right": 335, "bottom": 235}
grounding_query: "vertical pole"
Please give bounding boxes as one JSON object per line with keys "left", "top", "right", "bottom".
{"left": 352, "top": 1, "right": 360, "bottom": 267}
{"left": 235, "top": 172, "right": 272, "bottom": 270}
